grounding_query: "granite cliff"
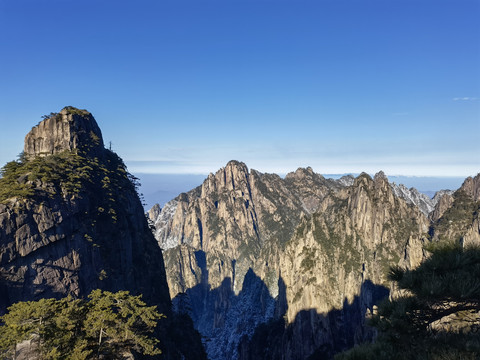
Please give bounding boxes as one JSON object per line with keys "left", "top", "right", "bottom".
{"left": 429, "top": 174, "right": 480, "bottom": 247}
{"left": 0, "top": 107, "right": 206, "bottom": 359}
{"left": 24, "top": 107, "right": 105, "bottom": 160}
{"left": 149, "top": 161, "right": 479, "bottom": 360}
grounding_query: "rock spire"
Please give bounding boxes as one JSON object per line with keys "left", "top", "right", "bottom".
{"left": 24, "top": 106, "right": 104, "bottom": 159}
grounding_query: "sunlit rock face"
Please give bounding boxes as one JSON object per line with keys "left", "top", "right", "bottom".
{"left": 429, "top": 174, "right": 480, "bottom": 248}
{"left": 429, "top": 190, "right": 455, "bottom": 221}
{"left": 460, "top": 174, "right": 480, "bottom": 201}
{"left": 24, "top": 107, "right": 104, "bottom": 159}
{"left": 150, "top": 165, "right": 480, "bottom": 359}
{"left": 390, "top": 182, "right": 435, "bottom": 215}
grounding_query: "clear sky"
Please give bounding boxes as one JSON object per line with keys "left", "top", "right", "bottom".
{"left": 1, "top": 0, "right": 479, "bottom": 177}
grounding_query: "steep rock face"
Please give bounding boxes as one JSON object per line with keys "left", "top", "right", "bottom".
{"left": 459, "top": 174, "right": 480, "bottom": 201}
{"left": 390, "top": 182, "right": 456, "bottom": 218}
{"left": 390, "top": 182, "right": 435, "bottom": 216}
{"left": 24, "top": 107, "right": 104, "bottom": 160}
{"left": 0, "top": 164, "right": 169, "bottom": 309}
{"left": 336, "top": 174, "right": 355, "bottom": 187}
{"left": 0, "top": 107, "right": 206, "bottom": 359}
{"left": 264, "top": 172, "right": 429, "bottom": 359}
{"left": 282, "top": 172, "right": 429, "bottom": 317}
{"left": 150, "top": 162, "right": 340, "bottom": 299}
{"left": 429, "top": 191, "right": 455, "bottom": 222}
{"left": 429, "top": 174, "right": 480, "bottom": 247}
{"left": 147, "top": 203, "right": 162, "bottom": 222}
{"left": 149, "top": 162, "right": 345, "bottom": 358}
{"left": 151, "top": 166, "right": 437, "bottom": 359}
{"left": 238, "top": 173, "right": 479, "bottom": 360}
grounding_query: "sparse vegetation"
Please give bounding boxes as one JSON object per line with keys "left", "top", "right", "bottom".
{"left": 300, "top": 246, "right": 316, "bottom": 271}
{"left": 292, "top": 288, "right": 303, "bottom": 303}
{"left": 62, "top": 106, "right": 91, "bottom": 116}
{"left": 0, "top": 149, "right": 137, "bottom": 228}
{"left": 0, "top": 151, "right": 94, "bottom": 202}
{"left": 41, "top": 112, "right": 58, "bottom": 120}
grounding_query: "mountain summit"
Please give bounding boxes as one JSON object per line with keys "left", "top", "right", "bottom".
{"left": 24, "top": 106, "right": 104, "bottom": 159}
{"left": 0, "top": 107, "right": 205, "bottom": 359}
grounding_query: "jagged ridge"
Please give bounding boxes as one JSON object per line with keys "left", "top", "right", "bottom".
{"left": 149, "top": 164, "right": 480, "bottom": 359}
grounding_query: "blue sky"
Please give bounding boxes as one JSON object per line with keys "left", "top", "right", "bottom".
{"left": 1, "top": 0, "right": 479, "bottom": 177}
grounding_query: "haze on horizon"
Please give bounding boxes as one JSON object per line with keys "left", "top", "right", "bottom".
{"left": 0, "top": 0, "right": 479, "bottom": 177}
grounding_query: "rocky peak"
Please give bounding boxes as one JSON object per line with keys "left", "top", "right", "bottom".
{"left": 285, "top": 166, "right": 316, "bottom": 180}
{"left": 429, "top": 192, "right": 455, "bottom": 222}
{"left": 201, "top": 160, "right": 250, "bottom": 198}
{"left": 373, "top": 170, "right": 388, "bottom": 188}
{"left": 147, "top": 203, "right": 161, "bottom": 222}
{"left": 356, "top": 172, "right": 372, "bottom": 182}
{"left": 391, "top": 183, "right": 436, "bottom": 216}
{"left": 284, "top": 168, "right": 339, "bottom": 213}
{"left": 336, "top": 174, "right": 355, "bottom": 187}
{"left": 352, "top": 172, "right": 436, "bottom": 216}
{"left": 372, "top": 171, "right": 390, "bottom": 195}
{"left": 224, "top": 160, "right": 250, "bottom": 187}
{"left": 429, "top": 174, "right": 480, "bottom": 247}
{"left": 352, "top": 172, "right": 373, "bottom": 193}
{"left": 432, "top": 189, "right": 455, "bottom": 204}
{"left": 285, "top": 167, "right": 328, "bottom": 186}
{"left": 24, "top": 106, "right": 104, "bottom": 159}
{"left": 458, "top": 173, "right": 480, "bottom": 201}
{"left": 374, "top": 170, "right": 387, "bottom": 181}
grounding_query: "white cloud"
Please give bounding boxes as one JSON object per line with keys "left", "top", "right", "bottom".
{"left": 453, "top": 97, "right": 478, "bottom": 101}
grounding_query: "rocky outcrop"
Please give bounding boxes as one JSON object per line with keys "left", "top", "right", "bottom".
{"left": 281, "top": 172, "right": 429, "bottom": 320}
{"left": 147, "top": 203, "right": 162, "bottom": 222}
{"left": 0, "top": 167, "right": 169, "bottom": 310}
{"left": 390, "top": 182, "right": 456, "bottom": 217}
{"left": 429, "top": 191, "right": 455, "bottom": 222}
{"left": 459, "top": 174, "right": 480, "bottom": 201}
{"left": 336, "top": 174, "right": 355, "bottom": 187}
{"left": 0, "top": 108, "right": 206, "bottom": 360}
{"left": 391, "top": 182, "right": 435, "bottom": 215}
{"left": 429, "top": 174, "right": 480, "bottom": 247}
{"left": 24, "top": 107, "right": 104, "bottom": 159}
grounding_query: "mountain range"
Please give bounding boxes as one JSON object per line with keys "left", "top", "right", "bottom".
{"left": 1, "top": 107, "right": 478, "bottom": 359}
{"left": 148, "top": 162, "right": 479, "bottom": 359}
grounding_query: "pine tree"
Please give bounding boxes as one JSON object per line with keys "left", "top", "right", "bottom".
{"left": 84, "top": 290, "right": 164, "bottom": 358}
{"left": 0, "top": 290, "right": 164, "bottom": 360}
{"left": 336, "top": 242, "right": 480, "bottom": 360}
